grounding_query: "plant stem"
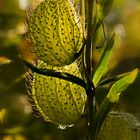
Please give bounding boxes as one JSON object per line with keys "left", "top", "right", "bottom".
{"left": 80, "top": 0, "right": 85, "bottom": 34}
{"left": 85, "top": 0, "right": 94, "bottom": 76}
{"left": 92, "top": 98, "right": 114, "bottom": 139}
{"left": 23, "top": 60, "right": 86, "bottom": 88}
{"left": 86, "top": 83, "right": 95, "bottom": 140}
{"left": 85, "top": 1, "right": 96, "bottom": 140}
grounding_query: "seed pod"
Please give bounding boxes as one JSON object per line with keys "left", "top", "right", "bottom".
{"left": 27, "top": 61, "right": 86, "bottom": 125}
{"left": 26, "top": 0, "right": 83, "bottom": 66}
{"left": 99, "top": 112, "right": 139, "bottom": 140}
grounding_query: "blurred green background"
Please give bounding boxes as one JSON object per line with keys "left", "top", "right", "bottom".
{"left": 0, "top": 0, "right": 140, "bottom": 140}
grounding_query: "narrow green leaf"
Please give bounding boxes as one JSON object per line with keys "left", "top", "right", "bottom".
{"left": 4, "top": 127, "right": 24, "bottom": 135}
{"left": 97, "top": 0, "right": 113, "bottom": 19}
{"left": 0, "top": 56, "right": 11, "bottom": 65}
{"left": 92, "top": 69, "right": 138, "bottom": 138}
{"left": 93, "top": 34, "right": 115, "bottom": 86}
{"left": 92, "top": 98, "right": 113, "bottom": 138}
{"left": 107, "top": 68, "right": 138, "bottom": 103}
{"left": 0, "top": 108, "right": 7, "bottom": 124}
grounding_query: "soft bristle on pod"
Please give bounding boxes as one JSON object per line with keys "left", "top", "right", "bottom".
{"left": 26, "top": 0, "right": 83, "bottom": 67}
{"left": 26, "top": 61, "right": 86, "bottom": 125}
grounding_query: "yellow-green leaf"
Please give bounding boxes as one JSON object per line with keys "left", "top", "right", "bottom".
{"left": 28, "top": 61, "right": 86, "bottom": 125}
{"left": 0, "top": 108, "right": 7, "bottom": 124}
{"left": 93, "top": 34, "right": 115, "bottom": 87}
{"left": 107, "top": 69, "right": 138, "bottom": 103}
{"left": 97, "top": 0, "right": 113, "bottom": 19}
{"left": 0, "top": 56, "right": 11, "bottom": 65}
{"left": 26, "top": 0, "right": 83, "bottom": 66}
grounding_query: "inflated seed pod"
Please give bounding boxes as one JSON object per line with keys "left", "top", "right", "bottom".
{"left": 27, "top": 61, "right": 86, "bottom": 125}
{"left": 99, "top": 112, "right": 139, "bottom": 140}
{"left": 26, "top": 0, "right": 83, "bottom": 66}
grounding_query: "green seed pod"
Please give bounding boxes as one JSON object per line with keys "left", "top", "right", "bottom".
{"left": 99, "top": 112, "right": 139, "bottom": 140}
{"left": 27, "top": 61, "right": 86, "bottom": 125}
{"left": 26, "top": 0, "right": 83, "bottom": 66}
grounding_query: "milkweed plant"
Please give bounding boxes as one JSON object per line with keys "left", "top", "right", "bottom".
{"left": 24, "top": 0, "right": 138, "bottom": 139}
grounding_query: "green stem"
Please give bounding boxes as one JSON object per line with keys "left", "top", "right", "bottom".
{"left": 86, "top": 84, "right": 95, "bottom": 140}
{"left": 23, "top": 60, "right": 86, "bottom": 88}
{"left": 97, "top": 72, "right": 130, "bottom": 87}
{"left": 92, "top": 98, "right": 114, "bottom": 139}
{"left": 85, "top": 1, "right": 96, "bottom": 140}
{"left": 80, "top": 0, "right": 85, "bottom": 34}
{"left": 97, "top": 69, "right": 140, "bottom": 87}
{"left": 85, "top": 0, "right": 94, "bottom": 76}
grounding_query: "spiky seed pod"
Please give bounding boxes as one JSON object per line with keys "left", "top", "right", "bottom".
{"left": 27, "top": 61, "right": 86, "bottom": 125}
{"left": 26, "top": 0, "right": 83, "bottom": 66}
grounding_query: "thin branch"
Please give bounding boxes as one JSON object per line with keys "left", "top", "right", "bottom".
{"left": 23, "top": 60, "right": 86, "bottom": 89}
{"left": 75, "top": 38, "right": 87, "bottom": 59}
{"left": 97, "top": 70, "right": 140, "bottom": 87}
{"left": 101, "top": 21, "right": 107, "bottom": 42}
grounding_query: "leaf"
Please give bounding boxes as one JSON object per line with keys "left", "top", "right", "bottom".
{"left": 26, "top": 0, "right": 83, "bottom": 66}
{"left": 97, "top": 0, "right": 113, "bottom": 19}
{"left": 93, "top": 34, "right": 115, "bottom": 87}
{"left": 27, "top": 61, "right": 87, "bottom": 125}
{"left": 0, "top": 56, "right": 11, "bottom": 65}
{"left": 92, "top": 69, "right": 138, "bottom": 138}
{"left": 0, "top": 108, "right": 7, "bottom": 124}
{"left": 4, "top": 127, "right": 24, "bottom": 134}
{"left": 107, "top": 69, "right": 138, "bottom": 103}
